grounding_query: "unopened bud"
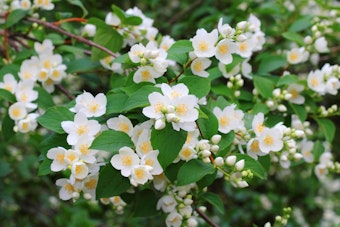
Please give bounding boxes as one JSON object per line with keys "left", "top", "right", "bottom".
{"left": 155, "top": 119, "right": 166, "bottom": 130}
{"left": 214, "top": 157, "right": 224, "bottom": 167}
{"left": 278, "top": 104, "right": 287, "bottom": 112}
{"left": 226, "top": 155, "right": 236, "bottom": 166}
{"left": 210, "top": 145, "right": 219, "bottom": 153}
{"left": 295, "top": 130, "right": 304, "bottom": 138}
{"left": 237, "top": 34, "right": 247, "bottom": 42}
{"left": 294, "top": 153, "right": 303, "bottom": 160}
{"left": 211, "top": 134, "right": 222, "bottom": 144}
{"left": 237, "top": 180, "right": 249, "bottom": 188}
{"left": 201, "top": 149, "right": 211, "bottom": 158}
{"left": 237, "top": 21, "right": 248, "bottom": 30}
{"left": 84, "top": 193, "right": 92, "bottom": 200}
{"left": 166, "top": 113, "right": 177, "bottom": 122}
{"left": 304, "top": 36, "right": 312, "bottom": 45}
{"left": 235, "top": 159, "right": 245, "bottom": 171}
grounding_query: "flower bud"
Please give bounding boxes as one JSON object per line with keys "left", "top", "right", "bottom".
{"left": 294, "top": 153, "right": 303, "bottom": 160}
{"left": 226, "top": 155, "right": 236, "bottom": 166}
{"left": 236, "top": 34, "right": 247, "bottom": 42}
{"left": 166, "top": 113, "right": 177, "bottom": 122}
{"left": 83, "top": 24, "right": 96, "bottom": 37}
{"left": 72, "top": 192, "right": 80, "bottom": 200}
{"left": 266, "top": 100, "right": 274, "bottom": 108}
{"left": 278, "top": 104, "right": 287, "bottom": 112}
{"left": 235, "top": 159, "right": 245, "bottom": 171}
{"left": 214, "top": 157, "right": 224, "bottom": 167}
{"left": 234, "top": 90, "right": 241, "bottom": 97}
{"left": 272, "top": 88, "right": 281, "bottom": 97}
{"left": 84, "top": 193, "right": 92, "bottom": 200}
{"left": 198, "top": 206, "right": 207, "bottom": 212}
{"left": 166, "top": 105, "right": 175, "bottom": 113}
{"left": 304, "top": 36, "right": 312, "bottom": 45}
{"left": 211, "top": 134, "right": 222, "bottom": 144}
{"left": 237, "top": 180, "right": 249, "bottom": 188}
{"left": 155, "top": 119, "right": 166, "bottom": 130}
{"left": 201, "top": 149, "right": 211, "bottom": 158}
{"left": 187, "top": 217, "right": 198, "bottom": 227}
{"left": 184, "top": 198, "right": 193, "bottom": 205}
{"left": 295, "top": 130, "right": 304, "bottom": 138}
{"left": 210, "top": 145, "right": 219, "bottom": 153}
{"left": 202, "top": 157, "right": 211, "bottom": 163}
{"left": 237, "top": 21, "right": 248, "bottom": 30}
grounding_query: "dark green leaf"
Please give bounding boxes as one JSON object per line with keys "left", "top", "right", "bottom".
{"left": 164, "top": 162, "right": 184, "bottom": 183}
{"left": 123, "top": 85, "right": 161, "bottom": 111}
{"left": 197, "top": 170, "right": 217, "bottom": 189}
{"left": 111, "top": 4, "right": 126, "bottom": 22}
{"left": 106, "top": 92, "right": 129, "bottom": 114}
{"left": 133, "top": 190, "right": 159, "bottom": 217}
{"left": 151, "top": 124, "right": 187, "bottom": 169}
{"left": 96, "top": 164, "right": 131, "bottom": 199}
{"left": 250, "top": 103, "right": 269, "bottom": 115}
{"left": 66, "top": 58, "right": 100, "bottom": 73}
{"left": 316, "top": 118, "right": 336, "bottom": 143}
{"left": 0, "top": 88, "right": 16, "bottom": 103}
{"left": 6, "top": 9, "right": 27, "bottom": 28}
{"left": 312, "top": 140, "right": 325, "bottom": 160}
{"left": 226, "top": 54, "right": 244, "bottom": 72}
{"left": 2, "top": 114, "right": 15, "bottom": 141}
{"left": 289, "top": 103, "right": 307, "bottom": 122}
{"left": 37, "top": 106, "right": 74, "bottom": 134}
{"left": 288, "top": 15, "right": 313, "bottom": 32}
{"left": 177, "top": 159, "right": 215, "bottom": 186}
{"left": 124, "top": 16, "right": 143, "bottom": 26}
{"left": 276, "top": 74, "right": 299, "bottom": 86}
{"left": 67, "top": 0, "right": 88, "bottom": 17}
{"left": 39, "top": 133, "right": 69, "bottom": 155}
{"left": 167, "top": 40, "right": 193, "bottom": 64}
{"left": 257, "top": 55, "right": 287, "bottom": 74}
{"left": 216, "top": 131, "right": 234, "bottom": 156}
{"left": 0, "top": 160, "right": 12, "bottom": 177}
{"left": 235, "top": 154, "right": 267, "bottom": 179}
{"left": 90, "top": 130, "right": 134, "bottom": 153}
{"left": 202, "top": 192, "right": 224, "bottom": 214}
{"left": 35, "top": 87, "right": 55, "bottom": 110}
{"left": 38, "top": 159, "right": 52, "bottom": 176}
{"left": 196, "top": 106, "right": 218, "bottom": 139}
{"left": 179, "top": 76, "right": 211, "bottom": 98}
{"left": 253, "top": 76, "right": 275, "bottom": 99}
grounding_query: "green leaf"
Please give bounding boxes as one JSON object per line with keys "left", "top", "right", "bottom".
{"left": 315, "top": 118, "right": 336, "bottom": 143}
{"left": 106, "top": 92, "right": 129, "bottom": 114}
{"left": 257, "top": 55, "right": 287, "bottom": 74}
{"left": 276, "top": 74, "right": 299, "bottom": 86}
{"left": 196, "top": 107, "right": 218, "bottom": 139}
{"left": 39, "top": 133, "right": 69, "bottom": 155}
{"left": 288, "top": 15, "right": 313, "bottom": 32}
{"left": 6, "top": 9, "right": 27, "bottom": 28}
{"left": 216, "top": 131, "right": 235, "bottom": 157}
{"left": 251, "top": 103, "right": 269, "bottom": 115}
{"left": 124, "top": 15, "right": 143, "bottom": 26}
{"left": 0, "top": 160, "right": 12, "bottom": 177}
{"left": 66, "top": 58, "right": 100, "bottom": 74}
{"left": 111, "top": 4, "right": 126, "bottom": 22}
{"left": 164, "top": 162, "right": 184, "bottom": 183}
{"left": 253, "top": 76, "right": 275, "bottom": 99}
{"left": 289, "top": 103, "right": 307, "bottom": 122}
{"left": 167, "top": 40, "right": 193, "bottom": 64}
{"left": 90, "top": 130, "right": 134, "bottom": 153}
{"left": 177, "top": 159, "right": 215, "bottom": 186}
{"left": 37, "top": 106, "right": 74, "bottom": 134}
{"left": 258, "top": 155, "right": 271, "bottom": 173}
{"left": 235, "top": 154, "right": 267, "bottom": 179}
{"left": 96, "top": 164, "right": 131, "bottom": 199}
{"left": 38, "top": 159, "right": 52, "bottom": 176}
{"left": 197, "top": 170, "right": 217, "bottom": 189}
{"left": 133, "top": 190, "right": 159, "bottom": 217}
{"left": 282, "top": 31, "right": 304, "bottom": 46}
{"left": 123, "top": 85, "right": 161, "bottom": 111}
{"left": 0, "top": 64, "right": 20, "bottom": 79}
{"left": 91, "top": 25, "right": 123, "bottom": 61}
{"left": 151, "top": 124, "right": 187, "bottom": 169}
{"left": 1, "top": 114, "right": 15, "bottom": 141}
{"left": 179, "top": 76, "right": 211, "bottom": 98}
{"left": 35, "top": 87, "right": 55, "bottom": 110}
{"left": 226, "top": 54, "right": 244, "bottom": 72}
{"left": 202, "top": 192, "right": 224, "bottom": 215}
{"left": 0, "top": 88, "right": 16, "bottom": 103}
{"left": 312, "top": 140, "right": 325, "bottom": 160}
{"left": 67, "top": 0, "right": 88, "bottom": 17}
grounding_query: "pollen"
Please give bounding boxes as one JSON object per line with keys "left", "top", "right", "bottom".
{"left": 135, "top": 168, "right": 145, "bottom": 179}
{"left": 256, "top": 124, "right": 264, "bottom": 133}
{"left": 64, "top": 183, "right": 74, "bottom": 193}
{"left": 75, "top": 164, "right": 84, "bottom": 175}
{"left": 239, "top": 42, "right": 247, "bottom": 52}
{"left": 85, "top": 179, "right": 97, "bottom": 190}
{"left": 23, "top": 72, "right": 32, "bottom": 79}
{"left": 250, "top": 140, "right": 260, "bottom": 152}
{"left": 122, "top": 156, "right": 132, "bottom": 166}
{"left": 145, "top": 158, "right": 154, "bottom": 167}
{"left": 140, "top": 141, "right": 151, "bottom": 154}
{"left": 4, "top": 84, "right": 13, "bottom": 92}
{"left": 88, "top": 102, "right": 99, "bottom": 113}
{"left": 141, "top": 70, "right": 152, "bottom": 80}
{"left": 56, "top": 153, "right": 65, "bottom": 164}
{"left": 76, "top": 125, "right": 88, "bottom": 136}
{"left": 80, "top": 144, "right": 89, "bottom": 155}
{"left": 118, "top": 123, "right": 130, "bottom": 133}
{"left": 198, "top": 41, "right": 209, "bottom": 51}
{"left": 11, "top": 108, "right": 21, "bottom": 118}
{"left": 43, "top": 60, "right": 52, "bottom": 69}
{"left": 193, "top": 61, "right": 203, "bottom": 72}
{"left": 181, "top": 148, "right": 193, "bottom": 159}
{"left": 219, "top": 116, "right": 230, "bottom": 127}
{"left": 310, "top": 77, "right": 319, "bottom": 87}
{"left": 176, "top": 104, "right": 188, "bottom": 115}
{"left": 289, "top": 52, "right": 298, "bottom": 62}
{"left": 154, "top": 102, "right": 164, "bottom": 113}
{"left": 290, "top": 89, "right": 298, "bottom": 99}
{"left": 264, "top": 135, "right": 274, "bottom": 146}
{"left": 21, "top": 122, "right": 29, "bottom": 131}
{"left": 218, "top": 43, "right": 229, "bottom": 54}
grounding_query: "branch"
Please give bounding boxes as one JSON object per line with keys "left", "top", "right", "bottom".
{"left": 195, "top": 207, "right": 219, "bottom": 227}
{"left": 56, "top": 84, "right": 75, "bottom": 100}
{"left": 26, "top": 17, "right": 117, "bottom": 58}
{"left": 168, "top": 59, "right": 193, "bottom": 84}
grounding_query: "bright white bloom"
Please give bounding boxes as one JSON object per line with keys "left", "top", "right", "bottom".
{"left": 190, "top": 57, "right": 211, "bottom": 78}
{"left": 64, "top": 149, "right": 80, "bottom": 165}
{"left": 34, "top": 39, "right": 54, "bottom": 55}
{"left": 171, "top": 94, "right": 199, "bottom": 131}
{"left": 247, "top": 138, "right": 266, "bottom": 160}
{"left": 157, "top": 195, "right": 178, "bottom": 213}
{"left": 301, "top": 140, "right": 314, "bottom": 163}
{"left": 82, "top": 174, "right": 99, "bottom": 200}
{"left": 131, "top": 120, "right": 153, "bottom": 144}
{"left": 140, "top": 150, "right": 163, "bottom": 175}
{"left": 61, "top": 112, "right": 101, "bottom": 145}
{"left": 179, "top": 145, "right": 197, "bottom": 162}
{"left": 135, "top": 129, "right": 153, "bottom": 156}
{"left": 71, "top": 162, "right": 89, "bottom": 180}
{"left": 15, "top": 80, "right": 38, "bottom": 110}
{"left": 16, "top": 113, "right": 39, "bottom": 133}
{"left": 47, "top": 147, "right": 68, "bottom": 172}
{"left": 142, "top": 92, "right": 171, "bottom": 120}
{"left": 218, "top": 18, "right": 235, "bottom": 38}
{"left": 107, "top": 115, "right": 134, "bottom": 136}
{"left": 314, "top": 37, "right": 328, "bottom": 53}
{"left": 49, "top": 64, "right": 67, "bottom": 82}
{"left": 133, "top": 65, "right": 163, "bottom": 83}
{"left": 213, "top": 104, "right": 244, "bottom": 134}
{"left": 72, "top": 91, "right": 107, "bottom": 117}
{"left": 307, "top": 69, "right": 326, "bottom": 94}
{"left": 160, "top": 35, "right": 175, "bottom": 51}
{"left": 110, "top": 146, "right": 140, "bottom": 177}
{"left": 100, "top": 55, "right": 124, "bottom": 74}
{"left": 314, "top": 164, "right": 328, "bottom": 179}
{"left": 236, "top": 39, "right": 255, "bottom": 58}
{"left": 287, "top": 84, "right": 305, "bottom": 104}
{"left": 215, "top": 39, "right": 237, "bottom": 64}
{"left": 287, "top": 47, "right": 309, "bottom": 64}
{"left": 0, "top": 73, "right": 17, "bottom": 93}
{"left": 252, "top": 112, "right": 265, "bottom": 137}
{"left": 191, "top": 28, "right": 218, "bottom": 58}
{"left": 129, "top": 165, "right": 153, "bottom": 186}
{"left": 279, "top": 152, "right": 291, "bottom": 169}
{"left": 34, "top": 0, "right": 54, "bottom": 10}
{"left": 166, "top": 211, "right": 183, "bottom": 227}
{"left": 258, "top": 127, "right": 283, "bottom": 153}
{"left": 129, "top": 43, "right": 146, "bottom": 63}
{"left": 326, "top": 77, "right": 340, "bottom": 95}
{"left": 9, "top": 102, "right": 27, "bottom": 120}
{"left": 161, "top": 83, "right": 189, "bottom": 100}
{"left": 105, "top": 12, "right": 121, "bottom": 26}
{"left": 56, "top": 178, "right": 77, "bottom": 201}
{"left": 74, "top": 135, "right": 97, "bottom": 164}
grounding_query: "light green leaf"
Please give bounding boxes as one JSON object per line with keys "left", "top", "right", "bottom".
{"left": 288, "top": 15, "right": 313, "bottom": 32}
{"left": 316, "top": 118, "right": 336, "bottom": 143}
{"left": 276, "top": 74, "right": 299, "bottom": 86}
{"left": 312, "top": 140, "right": 325, "bottom": 160}
{"left": 289, "top": 103, "right": 307, "bottom": 122}
{"left": 106, "top": 92, "right": 129, "bottom": 114}
{"left": 179, "top": 75, "right": 211, "bottom": 98}
{"left": 123, "top": 85, "right": 161, "bottom": 111}
{"left": 124, "top": 15, "right": 143, "bottom": 26}
{"left": 90, "top": 130, "right": 134, "bottom": 153}
{"left": 251, "top": 103, "right": 269, "bottom": 115}
{"left": 38, "top": 159, "right": 52, "bottom": 176}
{"left": 37, "top": 106, "right": 74, "bottom": 134}
{"left": 39, "top": 133, "right": 69, "bottom": 156}
{"left": 235, "top": 154, "right": 267, "bottom": 179}
{"left": 96, "top": 164, "right": 131, "bottom": 199}
{"left": 167, "top": 40, "right": 193, "bottom": 64}
{"left": 177, "top": 159, "right": 215, "bottom": 186}
{"left": 66, "top": 58, "right": 100, "bottom": 73}
{"left": 282, "top": 31, "right": 304, "bottom": 46}
{"left": 6, "top": 9, "right": 27, "bottom": 28}
{"left": 151, "top": 124, "right": 187, "bottom": 169}
{"left": 226, "top": 54, "right": 244, "bottom": 72}
{"left": 216, "top": 131, "right": 235, "bottom": 157}
{"left": 35, "top": 87, "right": 55, "bottom": 110}
{"left": 196, "top": 106, "right": 218, "bottom": 139}
{"left": 197, "top": 170, "right": 217, "bottom": 189}
{"left": 202, "top": 192, "right": 224, "bottom": 215}
{"left": 0, "top": 88, "right": 16, "bottom": 103}
{"left": 253, "top": 76, "right": 275, "bottom": 99}
{"left": 257, "top": 55, "right": 287, "bottom": 74}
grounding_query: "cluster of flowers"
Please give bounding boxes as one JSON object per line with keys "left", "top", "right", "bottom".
{"left": 7, "top": 0, "right": 54, "bottom": 11}
{"left": 0, "top": 39, "right": 67, "bottom": 132}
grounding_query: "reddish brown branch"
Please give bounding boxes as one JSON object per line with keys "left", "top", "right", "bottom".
{"left": 56, "top": 84, "right": 75, "bottom": 100}
{"left": 53, "top": 17, "right": 87, "bottom": 25}
{"left": 195, "top": 207, "right": 219, "bottom": 227}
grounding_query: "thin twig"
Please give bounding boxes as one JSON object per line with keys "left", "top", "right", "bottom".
{"left": 26, "top": 17, "right": 117, "bottom": 58}
{"left": 168, "top": 59, "right": 193, "bottom": 84}
{"left": 56, "top": 84, "right": 75, "bottom": 100}
{"left": 195, "top": 206, "right": 219, "bottom": 227}
{"left": 53, "top": 17, "right": 87, "bottom": 26}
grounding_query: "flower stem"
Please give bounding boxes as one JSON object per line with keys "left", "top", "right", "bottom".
{"left": 195, "top": 206, "right": 219, "bottom": 227}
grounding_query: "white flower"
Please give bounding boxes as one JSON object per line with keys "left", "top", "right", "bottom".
{"left": 64, "top": 149, "right": 80, "bottom": 165}
{"left": 157, "top": 195, "right": 178, "bottom": 213}
{"left": 287, "top": 47, "right": 309, "bottom": 64}
{"left": 128, "top": 43, "right": 146, "bottom": 63}
{"left": 142, "top": 92, "right": 170, "bottom": 120}
{"left": 325, "top": 77, "right": 340, "bottom": 95}
{"left": 215, "top": 39, "right": 237, "bottom": 64}
{"left": 179, "top": 145, "right": 197, "bottom": 162}
{"left": 307, "top": 69, "right": 326, "bottom": 94}
{"left": 72, "top": 91, "right": 107, "bottom": 117}
{"left": 83, "top": 24, "right": 96, "bottom": 37}
{"left": 105, "top": 12, "right": 121, "bottom": 26}
{"left": 61, "top": 112, "right": 101, "bottom": 145}
{"left": 252, "top": 112, "right": 265, "bottom": 137}
{"left": 235, "top": 39, "right": 255, "bottom": 58}
{"left": 16, "top": 113, "right": 39, "bottom": 133}
{"left": 140, "top": 150, "right": 163, "bottom": 175}
{"left": 56, "top": 178, "right": 76, "bottom": 201}
{"left": 314, "top": 164, "right": 328, "bottom": 179}
{"left": 213, "top": 104, "right": 244, "bottom": 134}
{"left": 190, "top": 57, "right": 211, "bottom": 78}
{"left": 287, "top": 84, "right": 305, "bottom": 104}
{"left": 0, "top": 73, "right": 17, "bottom": 93}
{"left": 314, "top": 37, "right": 328, "bottom": 53}
{"left": 171, "top": 95, "right": 199, "bottom": 131}
{"left": 34, "top": 0, "right": 54, "bottom": 10}
{"left": 73, "top": 135, "right": 97, "bottom": 164}
{"left": 110, "top": 146, "right": 140, "bottom": 177}
{"left": 15, "top": 80, "right": 38, "bottom": 110}
{"left": 107, "top": 115, "right": 134, "bottom": 136}
{"left": 217, "top": 18, "right": 235, "bottom": 38}
{"left": 135, "top": 129, "right": 153, "bottom": 156}
{"left": 258, "top": 127, "right": 283, "bottom": 153}
{"left": 9, "top": 102, "right": 27, "bottom": 120}
{"left": 191, "top": 28, "right": 218, "bottom": 58}
{"left": 34, "top": 39, "right": 54, "bottom": 55}
{"left": 247, "top": 138, "right": 266, "bottom": 160}
{"left": 47, "top": 147, "right": 68, "bottom": 172}
{"left": 161, "top": 83, "right": 189, "bottom": 100}
{"left": 71, "top": 162, "right": 89, "bottom": 180}
{"left": 235, "top": 159, "right": 245, "bottom": 171}
{"left": 301, "top": 140, "right": 314, "bottom": 163}
{"left": 166, "top": 212, "right": 183, "bottom": 227}
{"left": 133, "top": 65, "right": 163, "bottom": 83}
{"left": 160, "top": 35, "right": 175, "bottom": 51}
{"left": 129, "top": 165, "right": 153, "bottom": 186}
{"left": 82, "top": 174, "right": 98, "bottom": 200}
